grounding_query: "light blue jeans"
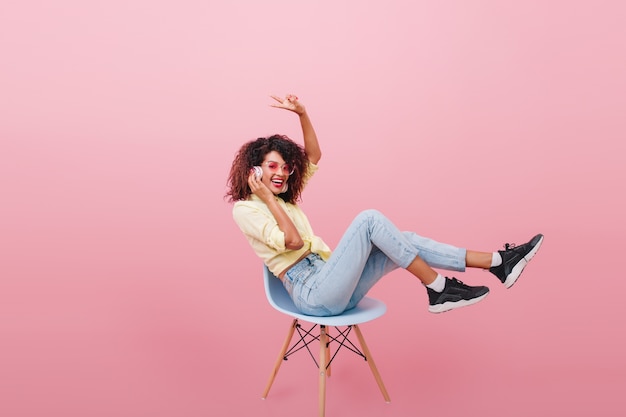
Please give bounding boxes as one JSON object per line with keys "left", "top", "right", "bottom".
{"left": 282, "top": 209, "right": 467, "bottom": 316}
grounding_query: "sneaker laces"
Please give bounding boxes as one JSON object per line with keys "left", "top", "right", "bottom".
{"left": 504, "top": 243, "right": 516, "bottom": 251}
{"left": 449, "top": 277, "right": 468, "bottom": 286}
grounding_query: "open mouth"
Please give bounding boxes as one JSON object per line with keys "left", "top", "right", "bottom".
{"left": 271, "top": 177, "right": 285, "bottom": 188}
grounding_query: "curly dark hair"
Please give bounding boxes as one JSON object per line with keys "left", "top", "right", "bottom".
{"left": 226, "top": 134, "right": 309, "bottom": 204}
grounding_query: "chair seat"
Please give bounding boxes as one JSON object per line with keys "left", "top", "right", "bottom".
{"left": 264, "top": 265, "right": 387, "bottom": 326}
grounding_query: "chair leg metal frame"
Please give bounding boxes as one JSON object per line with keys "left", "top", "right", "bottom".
{"left": 262, "top": 318, "right": 390, "bottom": 417}
{"left": 280, "top": 321, "right": 366, "bottom": 369}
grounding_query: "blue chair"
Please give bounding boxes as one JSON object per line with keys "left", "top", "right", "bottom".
{"left": 261, "top": 266, "right": 390, "bottom": 417}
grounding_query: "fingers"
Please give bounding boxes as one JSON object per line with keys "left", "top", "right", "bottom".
{"left": 248, "top": 171, "right": 265, "bottom": 191}
{"left": 269, "top": 94, "right": 301, "bottom": 113}
{"left": 269, "top": 94, "right": 299, "bottom": 104}
{"left": 269, "top": 95, "right": 287, "bottom": 109}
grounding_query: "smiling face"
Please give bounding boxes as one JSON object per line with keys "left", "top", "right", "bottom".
{"left": 261, "top": 151, "right": 292, "bottom": 195}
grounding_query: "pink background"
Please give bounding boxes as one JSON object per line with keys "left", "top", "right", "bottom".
{"left": 2, "top": 1, "right": 625, "bottom": 416}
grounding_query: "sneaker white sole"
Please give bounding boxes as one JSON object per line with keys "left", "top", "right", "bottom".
{"left": 504, "top": 235, "right": 544, "bottom": 289}
{"left": 428, "top": 292, "right": 489, "bottom": 314}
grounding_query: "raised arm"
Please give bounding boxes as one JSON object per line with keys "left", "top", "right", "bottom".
{"left": 270, "top": 94, "right": 322, "bottom": 164}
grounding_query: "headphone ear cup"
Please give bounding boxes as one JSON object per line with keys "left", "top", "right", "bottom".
{"left": 253, "top": 166, "right": 263, "bottom": 179}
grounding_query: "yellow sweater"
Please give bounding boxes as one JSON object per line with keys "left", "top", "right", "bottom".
{"left": 232, "top": 163, "right": 332, "bottom": 276}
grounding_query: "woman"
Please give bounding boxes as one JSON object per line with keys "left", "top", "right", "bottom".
{"left": 227, "top": 94, "right": 543, "bottom": 316}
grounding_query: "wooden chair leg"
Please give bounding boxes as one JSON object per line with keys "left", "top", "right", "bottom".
{"left": 353, "top": 324, "right": 391, "bottom": 403}
{"left": 318, "top": 325, "right": 329, "bottom": 417}
{"left": 262, "top": 319, "right": 298, "bottom": 399}
{"left": 325, "top": 327, "right": 332, "bottom": 377}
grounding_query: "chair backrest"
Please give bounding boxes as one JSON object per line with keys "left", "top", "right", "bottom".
{"left": 263, "top": 265, "right": 387, "bottom": 326}
{"left": 263, "top": 265, "right": 301, "bottom": 314}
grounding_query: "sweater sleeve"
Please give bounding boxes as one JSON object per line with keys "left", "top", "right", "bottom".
{"left": 232, "top": 201, "right": 287, "bottom": 252}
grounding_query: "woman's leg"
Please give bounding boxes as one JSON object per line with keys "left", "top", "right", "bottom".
{"left": 295, "top": 210, "right": 479, "bottom": 315}
{"left": 294, "top": 210, "right": 419, "bottom": 315}
{"left": 466, "top": 251, "right": 492, "bottom": 269}
{"left": 345, "top": 231, "right": 471, "bottom": 310}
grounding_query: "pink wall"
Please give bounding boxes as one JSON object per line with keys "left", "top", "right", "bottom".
{"left": 2, "top": 1, "right": 625, "bottom": 416}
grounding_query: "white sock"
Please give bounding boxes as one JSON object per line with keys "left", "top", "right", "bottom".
{"left": 491, "top": 252, "right": 502, "bottom": 267}
{"left": 426, "top": 274, "right": 446, "bottom": 292}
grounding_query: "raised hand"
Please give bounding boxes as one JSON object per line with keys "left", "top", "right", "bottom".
{"left": 270, "top": 94, "right": 306, "bottom": 115}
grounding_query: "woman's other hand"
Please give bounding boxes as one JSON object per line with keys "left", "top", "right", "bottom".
{"left": 248, "top": 170, "right": 274, "bottom": 202}
{"left": 270, "top": 94, "right": 306, "bottom": 115}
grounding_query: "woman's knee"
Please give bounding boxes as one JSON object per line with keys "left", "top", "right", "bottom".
{"left": 356, "top": 209, "right": 384, "bottom": 222}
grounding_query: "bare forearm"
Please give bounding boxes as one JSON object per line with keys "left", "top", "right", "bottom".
{"left": 270, "top": 94, "right": 322, "bottom": 164}
{"left": 299, "top": 111, "right": 321, "bottom": 164}
{"left": 266, "top": 199, "right": 304, "bottom": 250}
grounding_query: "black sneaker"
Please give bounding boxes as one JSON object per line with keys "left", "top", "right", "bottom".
{"left": 427, "top": 278, "right": 489, "bottom": 314}
{"left": 490, "top": 234, "right": 544, "bottom": 288}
